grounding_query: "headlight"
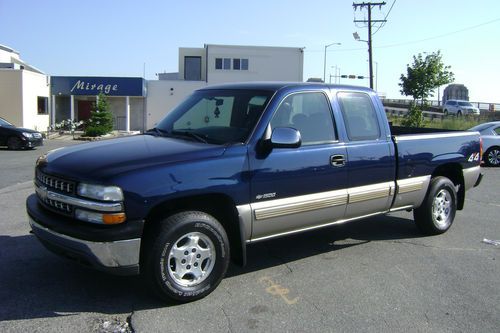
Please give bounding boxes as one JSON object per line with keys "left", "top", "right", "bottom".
{"left": 77, "top": 183, "right": 124, "bottom": 201}
{"left": 22, "top": 132, "right": 33, "bottom": 138}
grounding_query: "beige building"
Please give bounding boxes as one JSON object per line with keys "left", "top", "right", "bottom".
{"left": 0, "top": 44, "right": 50, "bottom": 131}
{"left": 148, "top": 44, "right": 304, "bottom": 129}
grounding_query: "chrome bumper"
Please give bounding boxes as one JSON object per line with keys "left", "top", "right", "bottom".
{"left": 29, "top": 217, "right": 141, "bottom": 275}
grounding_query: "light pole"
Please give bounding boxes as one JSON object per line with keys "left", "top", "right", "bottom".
{"left": 323, "top": 42, "right": 341, "bottom": 83}
{"left": 353, "top": 31, "right": 374, "bottom": 89}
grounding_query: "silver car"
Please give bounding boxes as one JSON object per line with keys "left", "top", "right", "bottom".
{"left": 469, "top": 121, "right": 500, "bottom": 166}
{"left": 443, "top": 100, "right": 480, "bottom": 116}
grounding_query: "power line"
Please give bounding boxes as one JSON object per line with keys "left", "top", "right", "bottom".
{"left": 304, "top": 16, "right": 500, "bottom": 53}
{"left": 373, "top": 0, "right": 397, "bottom": 35}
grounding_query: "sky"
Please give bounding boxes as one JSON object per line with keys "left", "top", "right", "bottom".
{"left": 1, "top": 0, "right": 500, "bottom": 103}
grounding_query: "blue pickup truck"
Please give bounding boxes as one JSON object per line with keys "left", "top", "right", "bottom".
{"left": 27, "top": 82, "right": 482, "bottom": 302}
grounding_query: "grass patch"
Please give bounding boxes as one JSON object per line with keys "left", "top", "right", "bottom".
{"left": 387, "top": 115, "right": 484, "bottom": 130}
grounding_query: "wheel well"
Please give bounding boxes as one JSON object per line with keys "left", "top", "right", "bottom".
{"left": 141, "top": 194, "right": 245, "bottom": 267}
{"left": 431, "top": 163, "right": 465, "bottom": 210}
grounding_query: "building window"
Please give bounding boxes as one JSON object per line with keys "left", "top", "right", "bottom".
{"left": 233, "top": 58, "right": 240, "bottom": 70}
{"left": 241, "top": 58, "right": 249, "bottom": 70}
{"left": 215, "top": 58, "right": 222, "bottom": 70}
{"left": 37, "top": 96, "right": 48, "bottom": 115}
{"left": 215, "top": 58, "right": 231, "bottom": 70}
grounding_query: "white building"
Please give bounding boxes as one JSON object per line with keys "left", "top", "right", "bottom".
{"left": 0, "top": 44, "right": 50, "bottom": 131}
{"left": 146, "top": 44, "right": 304, "bottom": 129}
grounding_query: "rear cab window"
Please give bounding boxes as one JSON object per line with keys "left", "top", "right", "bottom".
{"left": 337, "top": 92, "right": 381, "bottom": 141}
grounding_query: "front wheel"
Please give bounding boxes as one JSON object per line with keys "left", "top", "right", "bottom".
{"left": 484, "top": 147, "right": 500, "bottom": 167}
{"left": 414, "top": 177, "right": 457, "bottom": 235}
{"left": 143, "top": 211, "right": 230, "bottom": 303}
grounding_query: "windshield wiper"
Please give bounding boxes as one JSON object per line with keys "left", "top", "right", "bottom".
{"left": 171, "top": 130, "right": 208, "bottom": 143}
{"left": 145, "top": 127, "right": 169, "bottom": 137}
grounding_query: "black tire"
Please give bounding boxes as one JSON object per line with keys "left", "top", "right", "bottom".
{"left": 484, "top": 147, "right": 500, "bottom": 167}
{"left": 413, "top": 176, "right": 457, "bottom": 235}
{"left": 457, "top": 110, "right": 462, "bottom": 116}
{"left": 444, "top": 109, "right": 448, "bottom": 116}
{"left": 7, "top": 137, "right": 22, "bottom": 150}
{"left": 143, "top": 211, "right": 230, "bottom": 303}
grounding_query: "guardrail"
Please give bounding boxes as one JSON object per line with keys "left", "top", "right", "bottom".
{"left": 382, "top": 99, "right": 500, "bottom": 112}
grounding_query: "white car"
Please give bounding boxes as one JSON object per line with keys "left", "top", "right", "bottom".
{"left": 469, "top": 121, "right": 500, "bottom": 166}
{"left": 443, "top": 100, "right": 480, "bottom": 116}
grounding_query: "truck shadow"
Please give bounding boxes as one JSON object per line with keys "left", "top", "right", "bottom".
{"left": 0, "top": 214, "right": 422, "bottom": 321}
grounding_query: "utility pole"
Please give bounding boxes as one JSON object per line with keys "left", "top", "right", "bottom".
{"left": 353, "top": 2, "right": 386, "bottom": 89}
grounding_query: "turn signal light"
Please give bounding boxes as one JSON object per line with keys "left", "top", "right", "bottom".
{"left": 103, "top": 213, "right": 127, "bottom": 225}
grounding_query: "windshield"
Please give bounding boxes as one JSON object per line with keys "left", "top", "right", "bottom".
{"left": 458, "top": 101, "right": 473, "bottom": 107}
{"left": 152, "top": 89, "right": 274, "bottom": 145}
{"left": 0, "top": 118, "right": 13, "bottom": 127}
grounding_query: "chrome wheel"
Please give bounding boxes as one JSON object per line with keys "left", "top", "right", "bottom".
{"left": 167, "top": 232, "right": 215, "bottom": 287}
{"left": 432, "top": 189, "right": 452, "bottom": 228}
{"left": 487, "top": 148, "right": 500, "bottom": 166}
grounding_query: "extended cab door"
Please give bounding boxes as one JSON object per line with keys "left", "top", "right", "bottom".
{"left": 248, "top": 91, "right": 348, "bottom": 241}
{"left": 335, "top": 91, "right": 396, "bottom": 218}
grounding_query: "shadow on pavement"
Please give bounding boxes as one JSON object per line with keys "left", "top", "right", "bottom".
{"left": 0, "top": 214, "right": 422, "bottom": 321}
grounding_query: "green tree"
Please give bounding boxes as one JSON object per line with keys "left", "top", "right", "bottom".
{"left": 399, "top": 51, "right": 454, "bottom": 127}
{"left": 399, "top": 51, "right": 454, "bottom": 105}
{"left": 85, "top": 92, "right": 114, "bottom": 137}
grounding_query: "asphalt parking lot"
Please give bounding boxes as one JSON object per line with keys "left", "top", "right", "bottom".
{"left": 0, "top": 139, "right": 499, "bottom": 332}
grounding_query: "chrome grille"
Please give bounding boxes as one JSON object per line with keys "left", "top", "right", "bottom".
{"left": 36, "top": 170, "right": 75, "bottom": 194}
{"left": 42, "top": 197, "right": 73, "bottom": 214}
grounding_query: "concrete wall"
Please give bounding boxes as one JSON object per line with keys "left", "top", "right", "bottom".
{"left": 206, "top": 45, "right": 304, "bottom": 84}
{"left": 21, "top": 70, "right": 50, "bottom": 131}
{"left": 0, "top": 70, "right": 23, "bottom": 126}
{"left": 146, "top": 80, "right": 206, "bottom": 129}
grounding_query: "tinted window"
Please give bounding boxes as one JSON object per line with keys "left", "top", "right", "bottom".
{"left": 494, "top": 127, "right": 500, "bottom": 135}
{"left": 271, "top": 92, "right": 336, "bottom": 145}
{"left": 458, "top": 101, "right": 473, "bottom": 107}
{"left": 337, "top": 92, "right": 381, "bottom": 141}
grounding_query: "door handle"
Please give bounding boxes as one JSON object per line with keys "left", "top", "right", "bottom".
{"left": 330, "top": 155, "right": 346, "bottom": 167}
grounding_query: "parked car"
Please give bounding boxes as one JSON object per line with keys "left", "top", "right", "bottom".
{"left": 443, "top": 100, "right": 480, "bottom": 116}
{"left": 0, "top": 117, "right": 43, "bottom": 150}
{"left": 469, "top": 121, "right": 500, "bottom": 166}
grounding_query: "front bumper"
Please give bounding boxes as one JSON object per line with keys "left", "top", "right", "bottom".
{"left": 23, "top": 137, "right": 43, "bottom": 148}
{"left": 27, "top": 194, "right": 142, "bottom": 275}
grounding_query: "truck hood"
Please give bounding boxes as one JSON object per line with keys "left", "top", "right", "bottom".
{"left": 42, "top": 135, "right": 227, "bottom": 181}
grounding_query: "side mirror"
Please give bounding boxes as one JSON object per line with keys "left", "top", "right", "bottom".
{"left": 270, "top": 127, "right": 301, "bottom": 148}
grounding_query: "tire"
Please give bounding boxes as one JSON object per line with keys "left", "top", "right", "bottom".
{"left": 444, "top": 109, "right": 448, "bottom": 116}
{"left": 413, "top": 176, "right": 457, "bottom": 235}
{"left": 7, "top": 137, "right": 22, "bottom": 150}
{"left": 484, "top": 147, "right": 500, "bottom": 167}
{"left": 457, "top": 110, "right": 462, "bottom": 116}
{"left": 143, "top": 211, "right": 230, "bottom": 303}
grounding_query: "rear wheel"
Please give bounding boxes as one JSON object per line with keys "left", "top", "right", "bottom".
{"left": 414, "top": 177, "right": 457, "bottom": 235}
{"left": 7, "top": 137, "right": 22, "bottom": 150}
{"left": 484, "top": 147, "right": 500, "bottom": 167}
{"left": 143, "top": 211, "right": 230, "bottom": 303}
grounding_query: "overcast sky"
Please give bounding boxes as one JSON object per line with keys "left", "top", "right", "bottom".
{"left": 1, "top": 0, "right": 499, "bottom": 103}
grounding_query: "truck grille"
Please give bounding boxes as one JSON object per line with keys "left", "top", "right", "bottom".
{"left": 35, "top": 170, "right": 76, "bottom": 216}
{"left": 41, "top": 196, "right": 73, "bottom": 214}
{"left": 36, "top": 170, "right": 75, "bottom": 194}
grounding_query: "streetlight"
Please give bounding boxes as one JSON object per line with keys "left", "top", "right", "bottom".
{"left": 323, "top": 42, "right": 341, "bottom": 83}
{"left": 353, "top": 31, "right": 374, "bottom": 89}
